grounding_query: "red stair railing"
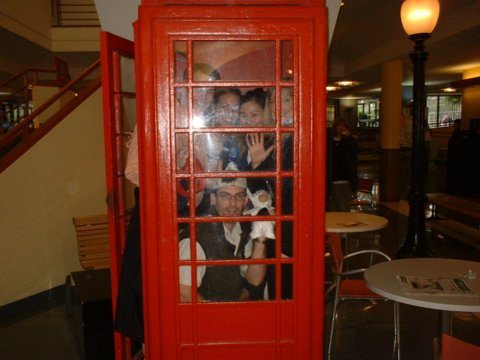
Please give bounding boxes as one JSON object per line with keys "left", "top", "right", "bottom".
{"left": 0, "top": 59, "right": 101, "bottom": 173}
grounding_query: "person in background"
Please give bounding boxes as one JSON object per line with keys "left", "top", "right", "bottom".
{"left": 332, "top": 119, "right": 358, "bottom": 191}
{"left": 331, "top": 119, "right": 358, "bottom": 211}
{"left": 114, "top": 60, "right": 220, "bottom": 351}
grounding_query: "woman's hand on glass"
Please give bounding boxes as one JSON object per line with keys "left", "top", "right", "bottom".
{"left": 246, "top": 133, "right": 275, "bottom": 169}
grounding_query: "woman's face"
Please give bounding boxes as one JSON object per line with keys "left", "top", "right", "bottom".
{"left": 240, "top": 100, "right": 264, "bottom": 127}
{"left": 214, "top": 93, "right": 240, "bottom": 127}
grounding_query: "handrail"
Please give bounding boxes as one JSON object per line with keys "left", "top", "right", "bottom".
{"left": 0, "top": 59, "right": 100, "bottom": 149}
{"left": 0, "top": 57, "right": 70, "bottom": 90}
{"left": 0, "top": 59, "right": 101, "bottom": 173}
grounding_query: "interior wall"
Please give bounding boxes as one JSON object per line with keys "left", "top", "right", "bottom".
{"left": 338, "top": 98, "right": 358, "bottom": 128}
{"left": 32, "top": 86, "right": 76, "bottom": 125}
{"left": 0, "top": 0, "right": 52, "bottom": 49}
{"left": 0, "top": 89, "right": 107, "bottom": 306}
{"left": 461, "top": 66, "right": 480, "bottom": 125}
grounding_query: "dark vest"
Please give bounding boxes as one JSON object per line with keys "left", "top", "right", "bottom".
{"left": 193, "top": 222, "right": 251, "bottom": 301}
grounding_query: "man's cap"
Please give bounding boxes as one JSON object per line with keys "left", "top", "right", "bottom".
{"left": 211, "top": 162, "right": 247, "bottom": 190}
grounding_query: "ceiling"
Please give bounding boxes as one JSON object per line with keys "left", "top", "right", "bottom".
{"left": 327, "top": 0, "right": 480, "bottom": 98}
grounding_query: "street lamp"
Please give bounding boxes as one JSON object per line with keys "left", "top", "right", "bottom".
{"left": 397, "top": 0, "right": 440, "bottom": 258}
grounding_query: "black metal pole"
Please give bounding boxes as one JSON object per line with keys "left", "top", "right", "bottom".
{"left": 397, "top": 33, "right": 432, "bottom": 258}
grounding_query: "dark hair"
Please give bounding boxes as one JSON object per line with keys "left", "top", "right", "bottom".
{"left": 213, "top": 88, "right": 241, "bottom": 105}
{"left": 333, "top": 119, "right": 350, "bottom": 131}
{"left": 240, "top": 88, "right": 267, "bottom": 109}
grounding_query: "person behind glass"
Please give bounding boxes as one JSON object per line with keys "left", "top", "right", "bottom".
{"left": 210, "top": 87, "right": 249, "bottom": 170}
{"left": 242, "top": 88, "right": 293, "bottom": 194}
{"left": 191, "top": 63, "right": 220, "bottom": 127}
{"left": 240, "top": 88, "right": 294, "bottom": 299}
{"left": 178, "top": 171, "right": 268, "bottom": 302}
{"left": 331, "top": 119, "right": 358, "bottom": 211}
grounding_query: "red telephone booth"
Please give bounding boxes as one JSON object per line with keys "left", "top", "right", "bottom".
{"left": 103, "top": 1, "right": 327, "bottom": 358}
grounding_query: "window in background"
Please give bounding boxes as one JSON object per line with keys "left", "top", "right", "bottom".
{"left": 426, "top": 95, "right": 462, "bottom": 128}
{"left": 327, "top": 100, "right": 336, "bottom": 127}
{"left": 357, "top": 99, "right": 380, "bottom": 127}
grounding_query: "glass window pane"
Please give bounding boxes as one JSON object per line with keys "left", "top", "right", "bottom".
{"left": 122, "top": 177, "right": 136, "bottom": 211}
{"left": 193, "top": 41, "right": 275, "bottom": 81}
{"left": 281, "top": 87, "right": 294, "bottom": 126}
{"left": 176, "top": 133, "right": 189, "bottom": 174}
{"left": 119, "top": 55, "right": 135, "bottom": 93}
{"left": 121, "top": 96, "right": 136, "bottom": 132}
{"left": 211, "top": 88, "right": 242, "bottom": 127}
{"left": 174, "top": 42, "right": 187, "bottom": 83}
{"left": 175, "top": 87, "right": 188, "bottom": 128}
{"left": 281, "top": 221, "right": 293, "bottom": 258}
{"left": 281, "top": 40, "right": 294, "bottom": 81}
{"left": 240, "top": 87, "right": 275, "bottom": 127}
{"left": 281, "top": 177, "right": 293, "bottom": 215}
{"left": 281, "top": 133, "right": 294, "bottom": 171}
{"left": 187, "top": 264, "right": 274, "bottom": 302}
{"left": 193, "top": 87, "right": 215, "bottom": 127}
{"left": 196, "top": 176, "right": 275, "bottom": 216}
{"left": 187, "top": 222, "right": 274, "bottom": 260}
{"left": 193, "top": 87, "right": 276, "bottom": 128}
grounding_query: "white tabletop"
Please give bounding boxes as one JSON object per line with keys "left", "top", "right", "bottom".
{"left": 364, "top": 258, "right": 480, "bottom": 312}
{"left": 325, "top": 212, "right": 388, "bottom": 233}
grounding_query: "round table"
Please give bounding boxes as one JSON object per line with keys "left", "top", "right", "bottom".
{"left": 365, "top": 258, "right": 480, "bottom": 355}
{"left": 325, "top": 211, "right": 388, "bottom": 233}
{"left": 364, "top": 258, "right": 480, "bottom": 312}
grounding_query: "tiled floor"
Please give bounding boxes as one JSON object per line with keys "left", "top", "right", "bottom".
{"left": 0, "top": 302, "right": 80, "bottom": 360}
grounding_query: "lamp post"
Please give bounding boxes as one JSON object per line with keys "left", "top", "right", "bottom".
{"left": 397, "top": 0, "right": 440, "bottom": 258}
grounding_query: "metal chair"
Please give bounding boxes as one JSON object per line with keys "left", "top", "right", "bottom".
{"left": 326, "top": 233, "right": 400, "bottom": 359}
{"left": 351, "top": 177, "right": 378, "bottom": 212}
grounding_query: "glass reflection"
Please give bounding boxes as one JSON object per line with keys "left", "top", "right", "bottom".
{"left": 281, "top": 40, "right": 294, "bottom": 81}
{"left": 176, "top": 133, "right": 189, "bottom": 173}
{"left": 193, "top": 41, "right": 275, "bottom": 82}
{"left": 281, "top": 87, "right": 294, "bottom": 126}
{"left": 174, "top": 46, "right": 187, "bottom": 83}
{"left": 282, "top": 178, "right": 293, "bottom": 215}
{"left": 240, "top": 88, "right": 275, "bottom": 127}
{"left": 175, "top": 87, "right": 188, "bottom": 128}
{"left": 194, "top": 177, "right": 274, "bottom": 217}
{"left": 211, "top": 88, "right": 241, "bottom": 127}
{"left": 281, "top": 133, "right": 294, "bottom": 171}
{"left": 193, "top": 87, "right": 215, "bottom": 128}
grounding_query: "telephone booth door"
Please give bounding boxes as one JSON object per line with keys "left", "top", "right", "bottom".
{"left": 100, "top": 31, "right": 137, "bottom": 359}
{"left": 137, "top": 2, "right": 326, "bottom": 359}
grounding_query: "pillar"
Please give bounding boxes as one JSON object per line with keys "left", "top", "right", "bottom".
{"left": 379, "top": 60, "right": 403, "bottom": 202}
{"left": 461, "top": 66, "right": 480, "bottom": 127}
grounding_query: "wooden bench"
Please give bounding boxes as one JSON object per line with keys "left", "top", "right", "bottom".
{"left": 427, "top": 193, "right": 480, "bottom": 230}
{"left": 72, "top": 214, "right": 110, "bottom": 270}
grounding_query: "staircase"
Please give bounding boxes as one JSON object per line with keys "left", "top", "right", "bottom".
{"left": 0, "top": 58, "right": 101, "bottom": 173}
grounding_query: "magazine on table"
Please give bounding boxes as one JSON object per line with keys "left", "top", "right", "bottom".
{"left": 397, "top": 275, "right": 477, "bottom": 296}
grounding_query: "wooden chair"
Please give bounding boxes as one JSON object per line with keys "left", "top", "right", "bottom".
{"left": 72, "top": 214, "right": 110, "bottom": 270}
{"left": 326, "top": 233, "right": 400, "bottom": 359}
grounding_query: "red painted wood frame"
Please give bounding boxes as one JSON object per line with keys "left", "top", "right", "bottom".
{"left": 100, "top": 31, "right": 136, "bottom": 360}
{"left": 136, "top": 4, "right": 327, "bottom": 359}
